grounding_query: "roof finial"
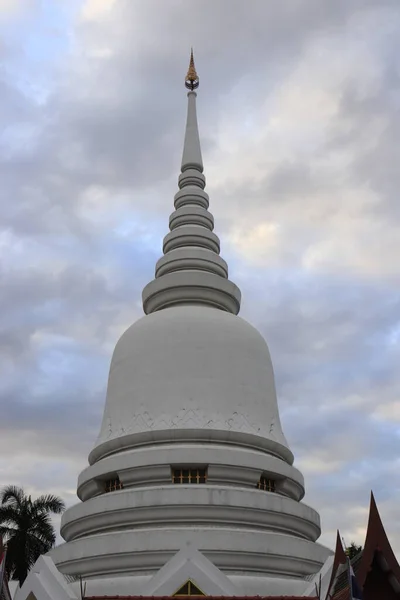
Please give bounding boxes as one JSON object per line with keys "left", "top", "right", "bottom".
{"left": 185, "top": 47, "right": 199, "bottom": 91}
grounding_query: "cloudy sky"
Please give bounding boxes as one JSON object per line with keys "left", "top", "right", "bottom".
{"left": 1, "top": 0, "right": 399, "bottom": 558}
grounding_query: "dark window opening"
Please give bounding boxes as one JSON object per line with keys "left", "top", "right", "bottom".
{"left": 104, "top": 476, "right": 123, "bottom": 493}
{"left": 257, "top": 475, "right": 276, "bottom": 492}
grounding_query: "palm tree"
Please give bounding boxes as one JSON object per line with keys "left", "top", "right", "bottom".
{"left": 346, "top": 541, "right": 363, "bottom": 559}
{"left": 0, "top": 485, "right": 65, "bottom": 586}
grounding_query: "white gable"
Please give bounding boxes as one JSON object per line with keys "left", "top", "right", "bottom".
{"left": 14, "top": 556, "right": 77, "bottom": 600}
{"left": 301, "top": 554, "right": 335, "bottom": 598}
{"left": 140, "top": 541, "right": 240, "bottom": 597}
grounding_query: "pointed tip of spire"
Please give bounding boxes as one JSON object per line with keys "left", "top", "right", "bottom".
{"left": 369, "top": 490, "right": 381, "bottom": 524}
{"left": 185, "top": 47, "right": 199, "bottom": 91}
{"left": 335, "top": 530, "right": 348, "bottom": 562}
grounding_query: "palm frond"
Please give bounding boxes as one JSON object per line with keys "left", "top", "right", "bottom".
{"left": 27, "top": 533, "right": 52, "bottom": 557}
{"left": 0, "top": 505, "right": 21, "bottom": 526}
{"left": 33, "top": 494, "right": 65, "bottom": 515}
{"left": 29, "top": 513, "right": 56, "bottom": 547}
{"left": 0, "top": 486, "right": 25, "bottom": 507}
{"left": 0, "top": 525, "right": 16, "bottom": 541}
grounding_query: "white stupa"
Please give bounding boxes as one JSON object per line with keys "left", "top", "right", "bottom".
{"left": 15, "top": 52, "right": 333, "bottom": 600}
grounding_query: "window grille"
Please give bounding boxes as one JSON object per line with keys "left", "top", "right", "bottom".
{"left": 172, "top": 468, "right": 207, "bottom": 484}
{"left": 257, "top": 475, "right": 276, "bottom": 492}
{"left": 104, "top": 476, "right": 123, "bottom": 493}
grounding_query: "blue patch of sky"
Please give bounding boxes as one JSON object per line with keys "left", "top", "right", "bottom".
{"left": 1, "top": 0, "right": 82, "bottom": 102}
{"left": 110, "top": 213, "right": 166, "bottom": 269}
{"left": 32, "top": 339, "right": 107, "bottom": 401}
{"left": 31, "top": 298, "right": 65, "bottom": 325}
{"left": 113, "top": 210, "right": 166, "bottom": 241}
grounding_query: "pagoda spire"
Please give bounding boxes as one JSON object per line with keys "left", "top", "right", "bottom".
{"left": 181, "top": 49, "right": 203, "bottom": 173}
{"left": 142, "top": 52, "right": 241, "bottom": 315}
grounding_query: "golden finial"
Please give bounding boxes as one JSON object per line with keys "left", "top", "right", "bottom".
{"left": 185, "top": 48, "right": 199, "bottom": 90}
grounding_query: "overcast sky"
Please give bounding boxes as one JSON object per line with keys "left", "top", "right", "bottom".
{"left": 0, "top": 0, "right": 399, "bottom": 557}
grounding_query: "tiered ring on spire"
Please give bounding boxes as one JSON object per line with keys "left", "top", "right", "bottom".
{"left": 142, "top": 51, "right": 241, "bottom": 315}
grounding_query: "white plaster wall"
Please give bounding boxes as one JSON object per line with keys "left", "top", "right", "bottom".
{"left": 51, "top": 527, "right": 331, "bottom": 579}
{"left": 93, "top": 306, "right": 289, "bottom": 456}
{"left": 77, "top": 443, "right": 305, "bottom": 502}
{"left": 60, "top": 485, "right": 321, "bottom": 542}
{"left": 229, "top": 575, "right": 310, "bottom": 596}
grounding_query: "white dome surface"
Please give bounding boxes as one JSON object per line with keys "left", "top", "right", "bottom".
{"left": 93, "top": 305, "right": 290, "bottom": 461}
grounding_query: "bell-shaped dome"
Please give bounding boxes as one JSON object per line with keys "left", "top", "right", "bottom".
{"left": 91, "top": 305, "right": 292, "bottom": 465}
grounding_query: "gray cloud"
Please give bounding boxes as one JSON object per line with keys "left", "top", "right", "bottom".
{"left": 0, "top": 0, "right": 399, "bottom": 559}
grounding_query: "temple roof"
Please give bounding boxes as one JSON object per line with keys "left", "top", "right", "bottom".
{"left": 356, "top": 492, "right": 400, "bottom": 590}
{"left": 327, "top": 492, "right": 400, "bottom": 599}
{"left": 331, "top": 551, "right": 363, "bottom": 599}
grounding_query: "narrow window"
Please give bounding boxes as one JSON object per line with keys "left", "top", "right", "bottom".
{"left": 257, "top": 475, "right": 276, "bottom": 492}
{"left": 172, "top": 467, "right": 207, "bottom": 484}
{"left": 104, "top": 476, "right": 123, "bottom": 493}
